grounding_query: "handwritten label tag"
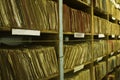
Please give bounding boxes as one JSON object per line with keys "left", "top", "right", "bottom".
{"left": 12, "top": 29, "right": 40, "bottom": 36}
{"left": 98, "top": 34, "right": 105, "bottom": 38}
{"left": 110, "top": 52, "right": 114, "bottom": 56}
{"left": 74, "top": 33, "right": 85, "bottom": 38}
{"left": 74, "top": 65, "right": 84, "bottom": 72}
{"left": 97, "top": 57, "right": 103, "bottom": 62}
{"left": 111, "top": 35, "right": 115, "bottom": 38}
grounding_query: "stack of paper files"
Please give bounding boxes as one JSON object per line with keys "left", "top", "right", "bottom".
{"left": 0, "top": 46, "right": 58, "bottom": 80}
{"left": 94, "top": 16, "right": 119, "bottom": 35}
{"left": 94, "top": 62, "right": 107, "bottom": 80}
{"left": 116, "top": 54, "right": 120, "bottom": 66}
{"left": 108, "top": 56, "right": 117, "bottom": 73}
{"left": 65, "top": 69, "right": 91, "bottom": 80}
{"left": 93, "top": 40, "right": 107, "bottom": 60}
{"left": 63, "top": 4, "right": 91, "bottom": 33}
{"left": 94, "top": 0, "right": 108, "bottom": 12}
{"left": 64, "top": 42, "right": 92, "bottom": 69}
{"left": 0, "top": 0, "right": 58, "bottom": 31}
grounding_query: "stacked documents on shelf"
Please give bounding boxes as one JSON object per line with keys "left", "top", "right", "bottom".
{"left": 64, "top": 42, "right": 92, "bottom": 69}
{"left": 0, "top": 0, "right": 58, "bottom": 31}
{"left": 94, "top": 16, "right": 107, "bottom": 34}
{"left": 108, "top": 40, "right": 120, "bottom": 54}
{"left": 116, "top": 54, "right": 120, "bottom": 66}
{"left": 111, "top": 23, "right": 119, "bottom": 35}
{"left": 108, "top": 0, "right": 120, "bottom": 19}
{"left": 108, "top": 56, "right": 117, "bottom": 73}
{"left": 94, "top": 0, "right": 108, "bottom": 13}
{"left": 108, "top": 40, "right": 120, "bottom": 53}
{"left": 63, "top": 4, "right": 91, "bottom": 33}
{"left": 116, "top": 9, "right": 120, "bottom": 20}
{"left": 0, "top": 46, "right": 58, "bottom": 80}
{"left": 65, "top": 69, "right": 91, "bottom": 80}
{"left": 93, "top": 40, "right": 107, "bottom": 60}
{"left": 94, "top": 62, "right": 107, "bottom": 80}
{"left": 116, "top": 40, "right": 120, "bottom": 51}
{"left": 116, "top": 67, "right": 120, "bottom": 80}
{"left": 94, "top": 16, "right": 119, "bottom": 35}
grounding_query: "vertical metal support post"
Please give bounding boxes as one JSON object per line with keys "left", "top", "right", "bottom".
{"left": 90, "top": 0, "right": 94, "bottom": 80}
{"left": 59, "top": 0, "right": 64, "bottom": 80}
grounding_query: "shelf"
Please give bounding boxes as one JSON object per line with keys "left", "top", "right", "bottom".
{"left": 41, "top": 31, "right": 58, "bottom": 34}
{"left": 93, "top": 55, "right": 106, "bottom": 63}
{"left": 109, "top": 35, "right": 116, "bottom": 39}
{"left": 94, "top": 34, "right": 107, "bottom": 39}
{"left": 63, "top": 40, "right": 92, "bottom": 42}
{"left": 1, "top": 0, "right": 120, "bottom": 80}
{"left": 64, "top": 0, "right": 91, "bottom": 7}
{"left": 42, "top": 60, "right": 120, "bottom": 80}
{"left": 117, "top": 35, "right": 120, "bottom": 39}
{"left": 45, "top": 73, "right": 59, "bottom": 80}
{"left": 64, "top": 32, "right": 91, "bottom": 35}
{"left": 63, "top": 32, "right": 92, "bottom": 41}
{"left": 117, "top": 20, "right": 120, "bottom": 25}
{"left": 0, "top": 28, "right": 58, "bottom": 37}
{"left": 64, "top": 61, "right": 91, "bottom": 74}
{"left": 108, "top": 14, "right": 118, "bottom": 23}
{"left": 0, "top": 27, "right": 10, "bottom": 31}
{"left": 74, "top": 0, "right": 91, "bottom": 7}
{"left": 107, "top": 69, "right": 115, "bottom": 75}
{"left": 94, "top": 8, "right": 107, "bottom": 14}
{"left": 64, "top": 0, "right": 91, "bottom": 13}
{"left": 94, "top": 8, "right": 108, "bottom": 19}
{"left": 109, "top": 52, "right": 116, "bottom": 57}
{"left": 116, "top": 65, "right": 120, "bottom": 68}
{"left": 109, "top": 14, "right": 117, "bottom": 20}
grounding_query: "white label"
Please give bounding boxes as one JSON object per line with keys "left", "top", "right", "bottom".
{"left": 112, "top": 35, "right": 115, "bottom": 38}
{"left": 118, "top": 21, "right": 120, "bottom": 24}
{"left": 118, "top": 50, "right": 120, "bottom": 52}
{"left": 74, "top": 65, "right": 84, "bottom": 72}
{"left": 118, "top": 5, "right": 120, "bottom": 9}
{"left": 97, "top": 57, "right": 103, "bottom": 62}
{"left": 12, "top": 29, "right": 40, "bottom": 36}
{"left": 98, "top": 34, "right": 105, "bottom": 38}
{"left": 118, "top": 36, "right": 120, "bottom": 38}
{"left": 111, "top": 52, "right": 114, "bottom": 56}
{"left": 65, "top": 37, "right": 69, "bottom": 42}
{"left": 115, "top": 4, "right": 119, "bottom": 9}
{"left": 74, "top": 33, "right": 85, "bottom": 38}
{"left": 110, "top": 0, "right": 115, "bottom": 3}
{"left": 112, "top": 17, "right": 116, "bottom": 20}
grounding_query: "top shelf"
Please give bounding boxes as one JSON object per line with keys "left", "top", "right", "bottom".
{"left": 64, "top": 0, "right": 91, "bottom": 13}
{"left": 64, "top": 0, "right": 91, "bottom": 7}
{"left": 74, "top": 0, "right": 91, "bottom": 7}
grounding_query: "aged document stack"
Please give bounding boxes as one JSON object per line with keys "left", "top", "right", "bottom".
{"left": 0, "top": 46, "right": 58, "bottom": 80}
{"left": 64, "top": 43, "right": 92, "bottom": 69}
{"left": 0, "top": 0, "right": 58, "bottom": 31}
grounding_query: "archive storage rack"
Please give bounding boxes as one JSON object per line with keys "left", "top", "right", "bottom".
{"left": 0, "top": 0, "right": 64, "bottom": 80}
{"left": 1, "top": 0, "right": 120, "bottom": 80}
{"left": 62, "top": 0, "right": 120, "bottom": 80}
